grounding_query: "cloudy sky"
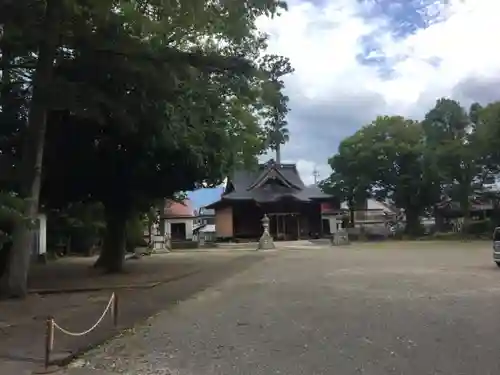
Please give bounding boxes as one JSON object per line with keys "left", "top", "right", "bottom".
{"left": 190, "top": 0, "right": 500, "bottom": 208}
{"left": 257, "top": 0, "right": 500, "bottom": 185}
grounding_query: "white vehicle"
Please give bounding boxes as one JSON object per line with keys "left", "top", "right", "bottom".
{"left": 493, "top": 227, "right": 500, "bottom": 268}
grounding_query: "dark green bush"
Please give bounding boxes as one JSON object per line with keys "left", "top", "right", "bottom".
{"left": 0, "top": 192, "right": 26, "bottom": 278}
{"left": 171, "top": 240, "right": 199, "bottom": 249}
{"left": 69, "top": 227, "right": 100, "bottom": 255}
{"left": 464, "top": 219, "right": 492, "bottom": 235}
{"left": 126, "top": 216, "right": 147, "bottom": 252}
{"left": 347, "top": 233, "right": 360, "bottom": 241}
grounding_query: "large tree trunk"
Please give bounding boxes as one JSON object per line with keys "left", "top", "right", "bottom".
{"left": 0, "top": 0, "right": 61, "bottom": 298}
{"left": 458, "top": 173, "right": 473, "bottom": 232}
{"left": 348, "top": 198, "right": 355, "bottom": 227}
{"left": 433, "top": 206, "right": 445, "bottom": 232}
{"left": 404, "top": 208, "right": 422, "bottom": 236}
{"left": 460, "top": 196, "right": 471, "bottom": 232}
{"left": 94, "top": 206, "right": 129, "bottom": 273}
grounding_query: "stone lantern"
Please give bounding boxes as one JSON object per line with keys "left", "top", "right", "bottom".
{"left": 258, "top": 214, "right": 275, "bottom": 250}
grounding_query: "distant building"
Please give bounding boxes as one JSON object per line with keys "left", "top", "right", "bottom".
{"left": 161, "top": 199, "right": 195, "bottom": 240}
{"left": 193, "top": 206, "right": 217, "bottom": 243}
{"left": 195, "top": 207, "right": 216, "bottom": 226}
{"left": 435, "top": 196, "right": 494, "bottom": 219}
{"left": 206, "top": 159, "right": 340, "bottom": 241}
{"left": 342, "top": 199, "right": 396, "bottom": 225}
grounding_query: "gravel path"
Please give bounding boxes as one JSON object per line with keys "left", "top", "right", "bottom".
{"left": 62, "top": 243, "right": 500, "bottom": 375}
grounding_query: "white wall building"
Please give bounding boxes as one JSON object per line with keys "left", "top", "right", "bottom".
{"left": 164, "top": 217, "right": 195, "bottom": 240}
{"left": 193, "top": 207, "right": 217, "bottom": 242}
{"left": 161, "top": 199, "right": 196, "bottom": 241}
{"left": 31, "top": 214, "right": 47, "bottom": 261}
{"left": 341, "top": 199, "right": 395, "bottom": 224}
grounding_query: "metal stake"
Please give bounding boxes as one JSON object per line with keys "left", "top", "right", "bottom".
{"left": 44, "top": 316, "right": 54, "bottom": 370}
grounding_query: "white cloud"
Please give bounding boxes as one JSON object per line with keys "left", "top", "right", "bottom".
{"left": 293, "top": 159, "right": 331, "bottom": 186}
{"left": 256, "top": 0, "right": 500, "bottom": 181}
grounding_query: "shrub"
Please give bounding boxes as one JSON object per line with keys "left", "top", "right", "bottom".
{"left": 126, "top": 216, "right": 147, "bottom": 252}
{"left": 464, "top": 219, "right": 492, "bottom": 236}
{"left": 0, "top": 192, "right": 27, "bottom": 278}
{"left": 171, "top": 240, "right": 199, "bottom": 249}
{"left": 0, "top": 191, "right": 26, "bottom": 249}
{"left": 424, "top": 230, "right": 490, "bottom": 241}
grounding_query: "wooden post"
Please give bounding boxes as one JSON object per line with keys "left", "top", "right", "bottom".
{"left": 44, "top": 316, "right": 54, "bottom": 370}
{"left": 113, "top": 293, "right": 119, "bottom": 327}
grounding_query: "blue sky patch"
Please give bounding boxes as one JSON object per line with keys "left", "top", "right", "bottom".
{"left": 187, "top": 187, "right": 223, "bottom": 209}
{"left": 355, "top": 0, "right": 446, "bottom": 78}
{"left": 358, "top": 0, "right": 446, "bottom": 38}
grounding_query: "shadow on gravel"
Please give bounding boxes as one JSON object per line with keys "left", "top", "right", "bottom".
{"left": 0, "top": 252, "right": 266, "bottom": 374}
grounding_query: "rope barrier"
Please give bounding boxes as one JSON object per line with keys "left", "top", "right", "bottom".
{"left": 52, "top": 293, "right": 115, "bottom": 336}
{"left": 43, "top": 292, "right": 118, "bottom": 371}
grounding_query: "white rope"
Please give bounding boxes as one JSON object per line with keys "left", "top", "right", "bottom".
{"left": 52, "top": 293, "right": 115, "bottom": 337}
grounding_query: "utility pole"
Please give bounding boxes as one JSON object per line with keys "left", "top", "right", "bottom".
{"left": 312, "top": 167, "right": 320, "bottom": 185}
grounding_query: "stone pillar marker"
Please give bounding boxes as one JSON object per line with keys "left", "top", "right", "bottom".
{"left": 329, "top": 217, "right": 338, "bottom": 234}
{"left": 332, "top": 228, "right": 350, "bottom": 246}
{"left": 258, "top": 214, "right": 275, "bottom": 250}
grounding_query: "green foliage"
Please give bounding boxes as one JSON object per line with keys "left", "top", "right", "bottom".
{"left": 464, "top": 219, "right": 493, "bottom": 236}
{"left": 126, "top": 215, "right": 147, "bottom": 252}
{"left": 319, "top": 146, "right": 371, "bottom": 226}
{"left": 425, "top": 230, "right": 491, "bottom": 241}
{"left": 0, "top": 0, "right": 293, "bottom": 281}
{"left": 422, "top": 99, "right": 490, "bottom": 221}
{"left": 37, "top": 0, "right": 292, "bottom": 216}
{"left": 0, "top": 192, "right": 27, "bottom": 280}
{"left": 260, "top": 54, "right": 294, "bottom": 155}
{"left": 321, "top": 98, "right": 500, "bottom": 238}
{"left": 0, "top": 192, "right": 26, "bottom": 248}
{"left": 46, "top": 202, "right": 105, "bottom": 254}
{"left": 476, "top": 101, "right": 500, "bottom": 173}
{"left": 323, "top": 97, "right": 500, "bottom": 237}
{"left": 322, "top": 116, "right": 435, "bottom": 234}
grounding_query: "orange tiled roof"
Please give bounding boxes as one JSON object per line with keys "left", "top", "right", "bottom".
{"left": 163, "top": 199, "right": 195, "bottom": 218}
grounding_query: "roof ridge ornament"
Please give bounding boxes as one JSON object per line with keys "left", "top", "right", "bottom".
{"left": 247, "top": 162, "right": 300, "bottom": 191}
{"left": 265, "top": 158, "right": 276, "bottom": 168}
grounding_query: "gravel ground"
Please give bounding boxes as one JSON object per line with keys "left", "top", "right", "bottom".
{"left": 62, "top": 242, "right": 500, "bottom": 375}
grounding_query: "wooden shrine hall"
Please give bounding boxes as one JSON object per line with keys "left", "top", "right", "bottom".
{"left": 206, "top": 159, "right": 342, "bottom": 241}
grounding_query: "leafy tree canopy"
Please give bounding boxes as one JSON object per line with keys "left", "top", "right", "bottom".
{"left": 1, "top": 0, "right": 294, "bottom": 294}
{"left": 321, "top": 97, "right": 500, "bottom": 236}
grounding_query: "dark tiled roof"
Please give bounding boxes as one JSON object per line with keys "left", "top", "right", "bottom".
{"left": 436, "top": 198, "right": 493, "bottom": 212}
{"left": 206, "top": 160, "right": 333, "bottom": 207}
